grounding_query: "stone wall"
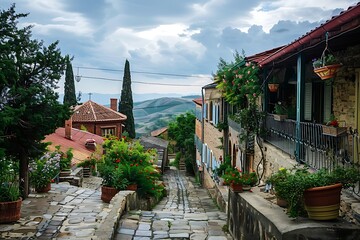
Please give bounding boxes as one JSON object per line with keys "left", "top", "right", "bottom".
{"left": 228, "top": 190, "right": 360, "bottom": 240}
{"left": 253, "top": 140, "right": 297, "bottom": 182}
{"left": 203, "top": 120, "right": 223, "bottom": 160}
{"left": 333, "top": 68, "right": 357, "bottom": 129}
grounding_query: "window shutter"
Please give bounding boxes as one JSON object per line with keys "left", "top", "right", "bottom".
{"left": 323, "top": 82, "right": 332, "bottom": 123}
{"left": 304, "top": 82, "right": 312, "bottom": 121}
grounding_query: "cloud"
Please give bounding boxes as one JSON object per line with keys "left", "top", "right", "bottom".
{"left": 1, "top": 0, "right": 356, "bottom": 96}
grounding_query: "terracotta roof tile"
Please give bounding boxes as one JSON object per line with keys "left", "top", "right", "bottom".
{"left": 73, "top": 100, "right": 127, "bottom": 123}
{"left": 151, "top": 127, "right": 168, "bottom": 137}
{"left": 193, "top": 98, "right": 203, "bottom": 106}
{"left": 44, "top": 127, "right": 104, "bottom": 166}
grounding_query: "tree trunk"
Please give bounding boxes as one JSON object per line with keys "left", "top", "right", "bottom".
{"left": 19, "top": 154, "right": 29, "bottom": 199}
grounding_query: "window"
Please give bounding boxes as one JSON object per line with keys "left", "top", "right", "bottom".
{"left": 101, "top": 127, "right": 116, "bottom": 137}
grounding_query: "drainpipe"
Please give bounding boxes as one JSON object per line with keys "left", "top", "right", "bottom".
{"left": 201, "top": 86, "right": 205, "bottom": 184}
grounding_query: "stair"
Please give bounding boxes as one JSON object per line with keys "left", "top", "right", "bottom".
{"left": 179, "top": 159, "right": 186, "bottom": 172}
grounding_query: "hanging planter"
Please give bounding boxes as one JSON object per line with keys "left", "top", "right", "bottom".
{"left": 268, "top": 83, "right": 279, "bottom": 92}
{"left": 314, "top": 64, "right": 342, "bottom": 80}
{"left": 312, "top": 33, "right": 341, "bottom": 80}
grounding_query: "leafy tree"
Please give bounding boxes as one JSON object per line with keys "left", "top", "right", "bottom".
{"left": 0, "top": 4, "right": 71, "bottom": 198}
{"left": 119, "top": 59, "right": 135, "bottom": 138}
{"left": 63, "top": 55, "right": 77, "bottom": 106}
{"left": 168, "top": 112, "right": 196, "bottom": 174}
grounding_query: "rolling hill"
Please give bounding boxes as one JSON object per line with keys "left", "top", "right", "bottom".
{"left": 134, "top": 97, "right": 197, "bottom": 137}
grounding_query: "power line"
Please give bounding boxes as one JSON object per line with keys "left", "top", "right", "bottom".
{"left": 74, "top": 66, "right": 212, "bottom": 79}
{"left": 79, "top": 75, "right": 206, "bottom": 86}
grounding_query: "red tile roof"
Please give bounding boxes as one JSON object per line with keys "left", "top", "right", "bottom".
{"left": 72, "top": 100, "right": 127, "bottom": 123}
{"left": 193, "top": 98, "right": 203, "bottom": 106}
{"left": 151, "top": 127, "right": 168, "bottom": 137}
{"left": 44, "top": 127, "right": 104, "bottom": 165}
{"left": 246, "top": 46, "right": 284, "bottom": 64}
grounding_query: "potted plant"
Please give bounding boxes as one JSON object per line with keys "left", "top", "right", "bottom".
{"left": 77, "top": 157, "right": 97, "bottom": 177}
{"left": 273, "top": 101, "right": 288, "bottom": 121}
{"left": 313, "top": 53, "right": 341, "bottom": 80}
{"left": 0, "top": 157, "right": 22, "bottom": 223}
{"left": 241, "top": 172, "right": 258, "bottom": 190}
{"left": 273, "top": 165, "right": 360, "bottom": 220}
{"left": 214, "top": 156, "right": 231, "bottom": 185}
{"left": 56, "top": 146, "right": 73, "bottom": 177}
{"left": 266, "top": 167, "right": 290, "bottom": 207}
{"left": 97, "top": 162, "right": 129, "bottom": 203}
{"left": 29, "top": 151, "right": 61, "bottom": 193}
{"left": 223, "top": 167, "right": 244, "bottom": 193}
{"left": 322, "top": 115, "right": 347, "bottom": 137}
{"left": 268, "top": 77, "right": 279, "bottom": 93}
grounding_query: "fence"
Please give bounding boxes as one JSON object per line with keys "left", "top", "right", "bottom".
{"left": 264, "top": 114, "right": 360, "bottom": 196}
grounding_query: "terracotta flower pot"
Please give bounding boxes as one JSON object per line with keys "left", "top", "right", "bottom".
{"left": 0, "top": 198, "right": 22, "bottom": 223}
{"left": 126, "top": 184, "right": 138, "bottom": 191}
{"left": 35, "top": 183, "right": 51, "bottom": 193}
{"left": 313, "top": 64, "right": 341, "bottom": 80}
{"left": 304, "top": 183, "right": 342, "bottom": 220}
{"left": 101, "top": 186, "right": 119, "bottom": 203}
{"left": 276, "top": 197, "right": 288, "bottom": 208}
{"left": 230, "top": 183, "right": 243, "bottom": 193}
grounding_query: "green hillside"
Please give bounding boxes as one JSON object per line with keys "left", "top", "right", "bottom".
{"left": 134, "top": 97, "right": 196, "bottom": 137}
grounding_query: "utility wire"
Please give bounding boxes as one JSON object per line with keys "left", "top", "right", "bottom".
{"left": 79, "top": 75, "right": 206, "bottom": 86}
{"left": 74, "top": 66, "right": 212, "bottom": 79}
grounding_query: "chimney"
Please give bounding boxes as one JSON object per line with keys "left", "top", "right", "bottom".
{"left": 110, "top": 98, "right": 118, "bottom": 111}
{"left": 65, "top": 118, "right": 72, "bottom": 140}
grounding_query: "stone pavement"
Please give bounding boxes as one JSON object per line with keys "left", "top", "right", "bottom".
{"left": 116, "top": 168, "right": 233, "bottom": 240}
{"left": 0, "top": 176, "right": 127, "bottom": 240}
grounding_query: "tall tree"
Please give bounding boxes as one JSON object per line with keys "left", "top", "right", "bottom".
{"left": 63, "top": 55, "right": 77, "bottom": 106}
{"left": 119, "top": 59, "right": 135, "bottom": 138}
{"left": 0, "top": 4, "right": 71, "bottom": 198}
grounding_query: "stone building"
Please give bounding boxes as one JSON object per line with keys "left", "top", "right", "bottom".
{"left": 71, "top": 98, "right": 127, "bottom": 139}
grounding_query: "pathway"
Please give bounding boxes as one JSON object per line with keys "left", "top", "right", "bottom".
{"left": 116, "top": 168, "right": 233, "bottom": 240}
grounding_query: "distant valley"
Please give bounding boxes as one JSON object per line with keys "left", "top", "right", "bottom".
{"left": 134, "top": 96, "right": 197, "bottom": 137}
{"left": 58, "top": 93, "right": 199, "bottom": 137}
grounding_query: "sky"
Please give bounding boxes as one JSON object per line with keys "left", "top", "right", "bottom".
{"left": 1, "top": 0, "right": 358, "bottom": 99}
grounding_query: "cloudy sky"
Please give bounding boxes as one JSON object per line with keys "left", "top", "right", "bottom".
{"left": 1, "top": 0, "right": 357, "bottom": 99}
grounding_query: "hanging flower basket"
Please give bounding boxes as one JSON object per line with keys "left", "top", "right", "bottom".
{"left": 314, "top": 64, "right": 342, "bottom": 80}
{"left": 268, "top": 83, "right": 279, "bottom": 92}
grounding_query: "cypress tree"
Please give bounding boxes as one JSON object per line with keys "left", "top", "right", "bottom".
{"left": 63, "top": 55, "right": 77, "bottom": 106}
{"left": 119, "top": 59, "right": 136, "bottom": 138}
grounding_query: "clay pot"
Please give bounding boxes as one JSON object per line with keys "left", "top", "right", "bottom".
{"left": 0, "top": 198, "right": 22, "bottom": 223}
{"left": 230, "top": 183, "right": 243, "bottom": 193}
{"left": 126, "top": 184, "right": 138, "bottom": 191}
{"left": 304, "top": 183, "right": 342, "bottom": 220}
{"left": 101, "top": 186, "right": 119, "bottom": 203}
{"left": 35, "top": 183, "right": 51, "bottom": 193}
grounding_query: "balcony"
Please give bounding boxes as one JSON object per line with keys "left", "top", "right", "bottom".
{"left": 264, "top": 114, "right": 360, "bottom": 194}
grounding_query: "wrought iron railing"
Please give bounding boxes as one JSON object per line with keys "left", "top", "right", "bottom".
{"left": 264, "top": 114, "right": 360, "bottom": 196}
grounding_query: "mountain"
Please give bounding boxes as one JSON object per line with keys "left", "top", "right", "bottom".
{"left": 58, "top": 92, "right": 184, "bottom": 105}
{"left": 58, "top": 93, "right": 200, "bottom": 137}
{"left": 133, "top": 97, "right": 196, "bottom": 137}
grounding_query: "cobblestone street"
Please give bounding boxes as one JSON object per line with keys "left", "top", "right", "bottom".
{"left": 116, "top": 168, "right": 233, "bottom": 240}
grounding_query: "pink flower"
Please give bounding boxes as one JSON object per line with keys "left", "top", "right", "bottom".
{"left": 253, "top": 93, "right": 256, "bottom": 97}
